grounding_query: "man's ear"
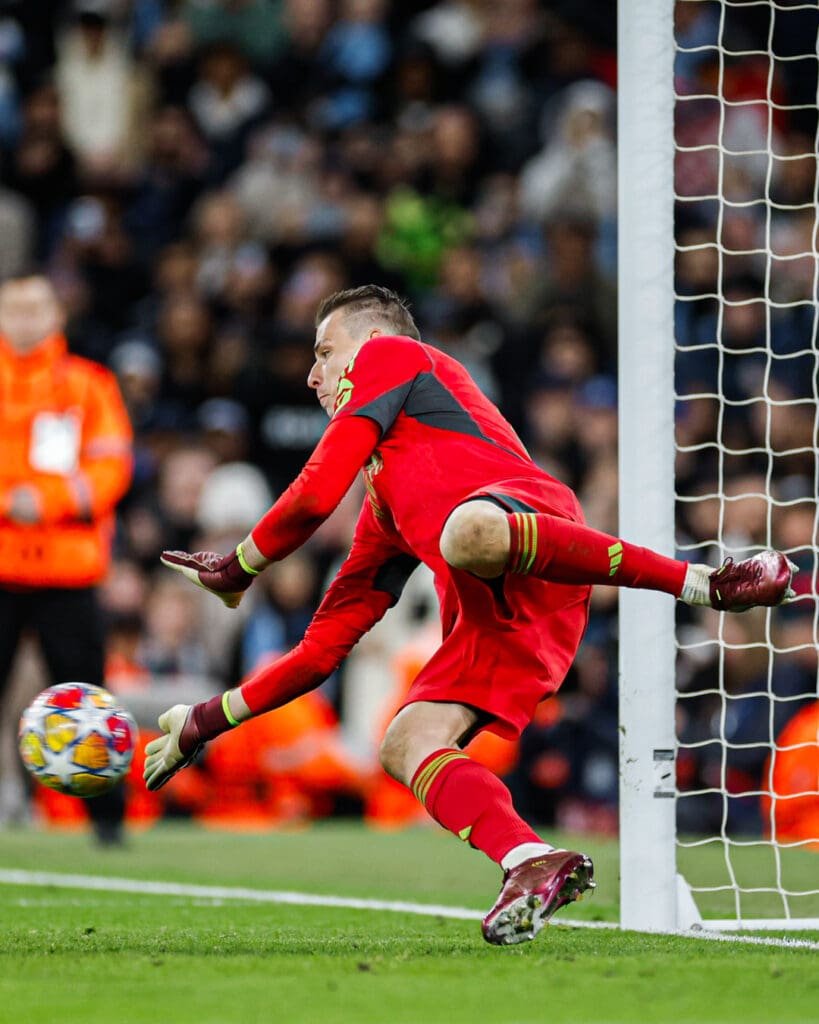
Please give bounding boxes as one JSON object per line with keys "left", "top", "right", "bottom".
{"left": 368, "top": 328, "right": 383, "bottom": 339}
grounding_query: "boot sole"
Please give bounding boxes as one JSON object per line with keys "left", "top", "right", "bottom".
{"left": 483, "top": 856, "right": 595, "bottom": 946}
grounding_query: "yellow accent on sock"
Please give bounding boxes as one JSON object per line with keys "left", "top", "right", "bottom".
{"left": 413, "top": 751, "right": 463, "bottom": 803}
{"left": 411, "top": 752, "right": 451, "bottom": 801}
{"left": 458, "top": 826, "right": 472, "bottom": 842}
{"left": 412, "top": 750, "right": 468, "bottom": 805}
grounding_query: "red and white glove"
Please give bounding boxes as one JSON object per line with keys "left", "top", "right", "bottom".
{"left": 160, "top": 545, "right": 260, "bottom": 608}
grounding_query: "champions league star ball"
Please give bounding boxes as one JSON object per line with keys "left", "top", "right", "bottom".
{"left": 18, "top": 682, "right": 137, "bottom": 798}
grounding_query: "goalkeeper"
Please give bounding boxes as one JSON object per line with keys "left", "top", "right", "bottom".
{"left": 146, "top": 285, "right": 796, "bottom": 946}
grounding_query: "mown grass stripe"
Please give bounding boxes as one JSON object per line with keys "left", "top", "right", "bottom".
{"left": 1, "top": 869, "right": 818, "bottom": 950}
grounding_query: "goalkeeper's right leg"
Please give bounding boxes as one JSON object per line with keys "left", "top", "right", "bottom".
{"left": 441, "top": 500, "right": 798, "bottom": 610}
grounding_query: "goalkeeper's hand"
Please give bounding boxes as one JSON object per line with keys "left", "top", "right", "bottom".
{"left": 143, "top": 704, "right": 203, "bottom": 791}
{"left": 160, "top": 545, "right": 259, "bottom": 608}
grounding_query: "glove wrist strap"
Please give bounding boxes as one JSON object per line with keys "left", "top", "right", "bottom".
{"left": 236, "top": 543, "right": 261, "bottom": 576}
{"left": 189, "top": 691, "right": 240, "bottom": 745}
{"left": 221, "top": 690, "right": 241, "bottom": 727}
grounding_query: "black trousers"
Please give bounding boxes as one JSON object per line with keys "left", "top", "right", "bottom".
{"left": 0, "top": 585, "right": 125, "bottom": 832}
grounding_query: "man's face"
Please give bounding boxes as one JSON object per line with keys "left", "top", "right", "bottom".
{"left": 0, "top": 278, "right": 65, "bottom": 353}
{"left": 308, "top": 308, "right": 378, "bottom": 416}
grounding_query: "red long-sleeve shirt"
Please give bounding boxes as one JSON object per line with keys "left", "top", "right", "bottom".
{"left": 240, "top": 335, "right": 575, "bottom": 714}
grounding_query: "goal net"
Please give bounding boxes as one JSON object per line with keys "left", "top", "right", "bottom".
{"left": 619, "top": 0, "right": 819, "bottom": 931}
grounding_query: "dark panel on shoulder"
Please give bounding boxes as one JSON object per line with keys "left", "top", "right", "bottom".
{"left": 403, "top": 372, "right": 488, "bottom": 440}
{"left": 351, "top": 379, "right": 414, "bottom": 435}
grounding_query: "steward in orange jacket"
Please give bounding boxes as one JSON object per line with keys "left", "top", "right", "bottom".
{"left": 0, "top": 330, "right": 133, "bottom": 587}
{"left": 0, "top": 274, "right": 133, "bottom": 843}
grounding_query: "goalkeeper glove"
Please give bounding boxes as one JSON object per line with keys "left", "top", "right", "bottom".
{"left": 143, "top": 692, "right": 240, "bottom": 791}
{"left": 160, "top": 544, "right": 261, "bottom": 608}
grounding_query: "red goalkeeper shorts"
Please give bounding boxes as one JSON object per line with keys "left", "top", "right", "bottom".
{"left": 399, "top": 478, "right": 592, "bottom": 739}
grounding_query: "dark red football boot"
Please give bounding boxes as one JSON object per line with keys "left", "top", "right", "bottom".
{"left": 709, "top": 551, "right": 798, "bottom": 612}
{"left": 482, "top": 849, "right": 595, "bottom": 946}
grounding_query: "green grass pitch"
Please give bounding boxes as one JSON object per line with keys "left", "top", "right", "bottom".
{"left": 0, "top": 822, "right": 817, "bottom": 1024}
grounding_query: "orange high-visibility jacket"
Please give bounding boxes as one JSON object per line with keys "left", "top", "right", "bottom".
{"left": 0, "top": 333, "right": 133, "bottom": 587}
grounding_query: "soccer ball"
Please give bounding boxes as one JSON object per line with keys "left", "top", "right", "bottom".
{"left": 18, "top": 682, "right": 137, "bottom": 798}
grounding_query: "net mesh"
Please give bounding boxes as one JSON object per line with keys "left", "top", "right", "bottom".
{"left": 673, "top": 0, "right": 819, "bottom": 923}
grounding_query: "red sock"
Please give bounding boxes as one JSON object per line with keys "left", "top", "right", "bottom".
{"left": 506, "top": 511, "right": 686, "bottom": 596}
{"left": 410, "top": 749, "right": 541, "bottom": 864}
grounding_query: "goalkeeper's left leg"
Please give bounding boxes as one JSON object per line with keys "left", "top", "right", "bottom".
{"left": 380, "top": 702, "right": 594, "bottom": 944}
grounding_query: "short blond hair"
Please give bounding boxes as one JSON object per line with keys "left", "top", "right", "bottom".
{"left": 315, "top": 285, "right": 420, "bottom": 340}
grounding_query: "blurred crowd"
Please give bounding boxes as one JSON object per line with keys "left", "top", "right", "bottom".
{"left": 0, "top": 0, "right": 815, "bottom": 841}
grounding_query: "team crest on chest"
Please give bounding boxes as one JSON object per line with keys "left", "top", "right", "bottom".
{"left": 334, "top": 354, "right": 357, "bottom": 412}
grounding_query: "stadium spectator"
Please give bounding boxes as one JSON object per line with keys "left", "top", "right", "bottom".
{"left": 4, "top": 81, "right": 80, "bottom": 260}
{"left": 123, "top": 105, "right": 210, "bottom": 263}
{"left": 146, "top": 285, "right": 795, "bottom": 946}
{"left": 410, "top": 0, "right": 484, "bottom": 71}
{"left": 519, "top": 214, "right": 617, "bottom": 367}
{"left": 0, "top": 273, "right": 133, "bottom": 842}
{"left": 228, "top": 123, "right": 323, "bottom": 246}
{"left": 266, "top": 0, "right": 334, "bottom": 119}
{"left": 154, "top": 291, "right": 214, "bottom": 418}
{"left": 519, "top": 79, "right": 616, "bottom": 226}
{"left": 58, "top": 194, "right": 150, "bottom": 338}
{"left": 186, "top": 40, "right": 270, "bottom": 181}
{"left": 0, "top": 181, "right": 34, "bottom": 279}
{"left": 192, "top": 459, "right": 274, "bottom": 683}
{"left": 110, "top": 336, "right": 177, "bottom": 444}
{"left": 761, "top": 701, "right": 819, "bottom": 848}
{"left": 155, "top": 444, "right": 217, "bottom": 554}
{"left": 139, "top": 575, "right": 213, "bottom": 680}
{"left": 196, "top": 398, "right": 251, "bottom": 464}
{"left": 183, "top": 0, "right": 286, "bottom": 72}
{"left": 55, "top": 5, "right": 153, "bottom": 181}
{"left": 314, "top": 0, "right": 393, "bottom": 131}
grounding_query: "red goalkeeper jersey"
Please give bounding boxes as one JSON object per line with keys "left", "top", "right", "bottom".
{"left": 332, "top": 335, "right": 576, "bottom": 559}
{"left": 242, "top": 335, "right": 587, "bottom": 733}
{"left": 251, "top": 335, "right": 575, "bottom": 567}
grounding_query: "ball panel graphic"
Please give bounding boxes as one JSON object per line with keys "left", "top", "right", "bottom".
{"left": 18, "top": 683, "right": 137, "bottom": 799}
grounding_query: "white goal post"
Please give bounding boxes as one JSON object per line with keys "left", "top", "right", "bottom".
{"left": 618, "top": 0, "right": 819, "bottom": 932}
{"left": 618, "top": 0, "right": 678, "bottom": 933}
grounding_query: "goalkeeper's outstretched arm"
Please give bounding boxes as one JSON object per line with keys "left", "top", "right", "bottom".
{"left": 144, "top": 503, "right": 419, "bottom": 790}
{"left": 160, "top": 415, "right": 381, "bottom": 606}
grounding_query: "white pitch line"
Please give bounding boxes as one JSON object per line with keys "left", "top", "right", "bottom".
{"left": 681, "top": 929, "right": 819, "bottom": 951}
{"left": 1, "top": 869, "right": 819, "bottom": 951}
{"left": 0, "top": 868, "right": 485, "bottom": 921}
